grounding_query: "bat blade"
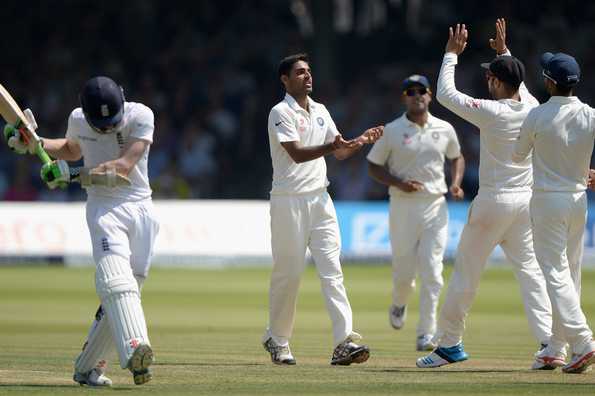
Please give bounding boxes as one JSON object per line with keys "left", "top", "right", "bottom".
{"left": 0, "top": 84, "right": 36, "bottom": 140}
{"left": 0, "top": 83, "right": 51, "bottom": 164}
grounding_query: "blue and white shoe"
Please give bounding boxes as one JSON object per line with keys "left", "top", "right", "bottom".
{"left": 416, "top": 343, "right": 469, "bottom": 368}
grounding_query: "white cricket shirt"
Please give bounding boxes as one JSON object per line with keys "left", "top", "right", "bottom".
{"left": 367, "top": 113, "right": 461, "bottom": 197}
{"left": 66, "top": 102, "right": 154, "bottom": 201}
{"left": 437, "top": 52, "right": 539, "bottom": 194}
{"left": 513, "top": 96, "right": 595, "bottom": 192}
{"left": 268, "top": 93, "right": 339, "bottom": 195}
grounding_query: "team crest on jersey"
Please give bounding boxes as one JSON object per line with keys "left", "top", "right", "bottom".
{"left": 432, "top": 132, "right": 440, "bottom": 141}
{"left": 402, "top": 133, "right": 412, "bottom": 145}
{"left": 317, "top": 117, "right": 324, "bottom": 126}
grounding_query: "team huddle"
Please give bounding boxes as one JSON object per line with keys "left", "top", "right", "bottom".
{"left": 2, "top": 18, "right": 594, "bottom": 387}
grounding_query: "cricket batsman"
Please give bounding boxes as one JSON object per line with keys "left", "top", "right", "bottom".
{"left": 3, "top": 76, "right": 159, "bottom": 386}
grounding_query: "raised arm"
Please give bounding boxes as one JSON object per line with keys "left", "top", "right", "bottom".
{"left": 437, "top": 24, "right": 500, "bottom": 128}
{"left": 489, "top": 18, "right": 539, "bottom": 107}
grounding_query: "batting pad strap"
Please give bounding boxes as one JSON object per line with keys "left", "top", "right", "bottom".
{"left": 95, "top": 255, "right": 150, "bottom": 368}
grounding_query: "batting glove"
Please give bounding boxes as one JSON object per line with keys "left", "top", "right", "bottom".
{"left": 3, "top": 108, "right": 40, "bottom": 155}
{"left": 41, "top": 160, "right": 70, "bottom": 189}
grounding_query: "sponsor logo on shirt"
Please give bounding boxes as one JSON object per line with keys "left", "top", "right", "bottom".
{"left": 77, "top": 135, "right": 98, "bottom": 142}
{"left": 465, "top": 98, "right": 481, "bottom": 109}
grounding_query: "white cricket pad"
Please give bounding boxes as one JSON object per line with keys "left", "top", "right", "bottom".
{"left": 74, "top": 305, "right": 114, "bottom": 374}
{"left": 95, "top": 255, "right": 150, "bottom": 369}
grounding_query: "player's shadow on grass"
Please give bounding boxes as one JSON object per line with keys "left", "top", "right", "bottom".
{"left": 367, "top": 368, "right": 518, "bottom": 373}
{"left": 154, "top": 362, "right": 265, "bottom": 367}
{"left": 0, "top": 385, "right": 142, "bottom": 391}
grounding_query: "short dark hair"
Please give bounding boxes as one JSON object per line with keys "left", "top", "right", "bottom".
{"left": 278, "top": 53, "right": 309, "bottom": 78}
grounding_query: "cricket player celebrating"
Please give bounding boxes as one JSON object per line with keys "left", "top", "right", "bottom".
{"left": 417, "top": 20, "right": 553, "bottom": 368}
{"left": 4, "top": 76, "right": 159, "bottom": 386}
{"left": 513, "top": 52, "right": 595, "bottom": 374}
{"left": 264, "top": 53, "right": 383, "bottom": 366}
{"left": 367, "top": 74, "right": 465, "bottom": 351}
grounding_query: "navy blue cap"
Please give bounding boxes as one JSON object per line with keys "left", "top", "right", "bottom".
{"left": 480, "top": 56, "right": 525, "bottom": 89}
{"left": 540, "top": 52, "right": 580, "bottom": 87}
{"left": 402, "top": 74, "right": 430, "bottom": 90}
{"left": 80, "top": 76, "right": 124, "bottom": 130}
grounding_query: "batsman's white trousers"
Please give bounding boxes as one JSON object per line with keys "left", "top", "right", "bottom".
{"left": 530, "top": 191, "right": 593, "bottom": 355}
{"left": 267, "top": 189, "right": 354, "bottom": 347}
{"left": 390, "top": 194, "right": 447, "bottom": 336}
{"left": 86, "top": 197, "right": 160, "bottom": 278}
{"left": 436, "top": 191, "right": 552, "bottom": 347}
{"left": 76, "top": 197, "right": 159, "bottom": 371}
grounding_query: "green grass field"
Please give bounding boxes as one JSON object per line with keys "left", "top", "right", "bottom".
{"left": 0, "top": 265, "right": 594, "bottom": 395}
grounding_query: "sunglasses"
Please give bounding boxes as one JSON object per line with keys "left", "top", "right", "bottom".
{"left": 404, "top": 87, "right": 428, "bottom": 96}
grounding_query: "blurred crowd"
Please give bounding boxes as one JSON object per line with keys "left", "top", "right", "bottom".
{"left": 1, "top": 0, "right": 595, "bottom": 202}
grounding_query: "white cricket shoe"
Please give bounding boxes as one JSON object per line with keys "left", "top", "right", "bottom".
{"left": 531, "top": 344, "right": 566, "bottom": 370}
{"left": 389, "top": 305, "right": 407, "bottom": 330}
{"left": 562, "top": 341, "right": 595, "bottom": 374}
{"left": 127, "top": 343, "right": 154, "bottom": 385}
{"left": 263, "top": 337, "right": 296, "bottom": 365}
{"left": 416, "top": 334, "right": 437, "bottom": 352}
{"left": 73, "top": 368, "right": 113, "bottom": 387}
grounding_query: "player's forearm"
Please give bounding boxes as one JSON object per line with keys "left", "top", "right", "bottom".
{"left": 41, "top": 138, "right": 81, "bottom": 161}
{"left": 450, "top": 155, "right": 465, "bottom": 187}
{"left": 368, "top": 162, "right": 402, "bottom": 187}
{"left": 334, "top": 145, "right": 361, "bottom": 160}
{"left": 96, "top": 158, "right": 134, "bottom": 176}
{"left": 287, "top": 142, "right": 337, "bottom": 163}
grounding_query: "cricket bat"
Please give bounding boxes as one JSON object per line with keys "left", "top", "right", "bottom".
{"left": 0, "top": 83, "right": 52, "bottom": 165}
{"left": 0, "top": 83, "right": 131, "bottom": 187}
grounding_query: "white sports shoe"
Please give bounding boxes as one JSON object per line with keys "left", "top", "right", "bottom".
{"left": 416, "top": 343, "right": 469, "bottom": 368}
{"left": 127, "top": 343, "right": 154, "bottom": 385}
{"left": 416, "top": 335, "right": 437, "bottom": 352}
{"left": 562, "top": 341, "right": 595, "bottom": 374}
{"left": 531, "top": 344, "right": 566, "bottom": 370}
{"left": 263, "top": 337, "right": 296, "bottom": 365}
{"left": 389, "top": 305, "right": 407, "bottom": 330}
{"left": 73, "top": 368, "right": 113, "bottom": 387}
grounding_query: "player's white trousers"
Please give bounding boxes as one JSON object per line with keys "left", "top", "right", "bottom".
{"left": 436, "top": 191, "right": 552, "bottom": 347}
{"left": 267, "top": 190, "right": 353, "bottom": 347}
{"left": 76, "top": 197, "right": 159, "bottom": 371}
{"left": 390, "top": 194, "right": 447, "bottom": 336}
{"left": 530, "top": 191, "right": 593, "bottom": 354}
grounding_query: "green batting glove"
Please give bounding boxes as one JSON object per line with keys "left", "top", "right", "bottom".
{"left": 3, "top": 123, "right": 28, "bottom": 154}
{"left": 40, "top": 160, "right": 70, "bottom": 189}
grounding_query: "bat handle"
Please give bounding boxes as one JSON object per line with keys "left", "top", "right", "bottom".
{"left": 34, "top": 142, "right": 52, "bottom": 165}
